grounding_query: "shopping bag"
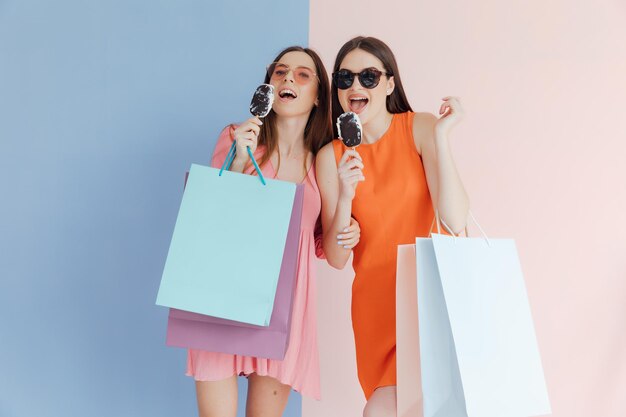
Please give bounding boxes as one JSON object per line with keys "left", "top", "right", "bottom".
{"left": 156, "top": 161, "right": 297, "bottom": 326}
{"left": 164, "top": 183, "right": 303, "bottom": 359}
{"left": 416, "top": 215, "right": 551, "bottom": 417}
{"left": 396, "top": 244, "right": 424, "bottom": 417}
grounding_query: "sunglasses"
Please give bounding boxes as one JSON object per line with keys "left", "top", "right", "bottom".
{"left": 267, "top": 62, "right": 318, "bottom": 85}
{"left": 332, "top": 67, "right": 391, "bottom": 90}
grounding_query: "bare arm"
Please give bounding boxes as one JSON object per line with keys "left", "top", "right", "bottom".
{"left": 316, "top": 142, "right": 364, "bottom": 269}
{"left": 229, "top": 117, "right": 262, "bottom": 173}
{"left": 415, "top": 102, "right": 470, "bottom": 234}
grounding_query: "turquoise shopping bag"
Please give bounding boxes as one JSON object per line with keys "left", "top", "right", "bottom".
{"left": 156, "top": 162, "right": 297, "bottom": 326}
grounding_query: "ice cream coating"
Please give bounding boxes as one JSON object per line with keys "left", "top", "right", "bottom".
{"left": 337, "top": 112, "right": 362, "bottom": 147}
{"left": 249, "top": 84, "right": 275, "bottom": 118}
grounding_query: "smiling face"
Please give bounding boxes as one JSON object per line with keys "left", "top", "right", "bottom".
{"left": 336, "top": 48, "right": 395, "bottom": 126}
{"left": 268, "top": 51, "right": 319, "bottom": 118}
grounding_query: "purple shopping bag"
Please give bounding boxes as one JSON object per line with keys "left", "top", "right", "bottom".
{"left": 165, "top": 183, "right": 304, "bottom": 360}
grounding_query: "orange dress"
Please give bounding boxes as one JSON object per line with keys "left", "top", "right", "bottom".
{"left": 332, "top": 112, "right": 435, "bottom": 400}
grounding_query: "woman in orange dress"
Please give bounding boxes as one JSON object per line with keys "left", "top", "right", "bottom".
{"left": 316, "top": 36, "right": 470, "bottom": 417}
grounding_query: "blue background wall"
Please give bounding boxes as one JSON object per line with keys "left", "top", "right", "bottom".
{"left": 0, "top": 1, "right": 308, "bottom": 415}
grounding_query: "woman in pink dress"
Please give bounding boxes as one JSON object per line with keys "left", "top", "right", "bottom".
{"left": 186, "top": 46, "right": 361, "bottom": 417}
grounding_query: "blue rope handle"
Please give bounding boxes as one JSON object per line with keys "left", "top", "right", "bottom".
{"left": 219, "top": 140, "right": 266, "bottom": 185}
{"left": 219, "top": 141, "right": 237, "bottom": 176}
{"left": 246, "top": 147, "right": 266, "bottom": 185}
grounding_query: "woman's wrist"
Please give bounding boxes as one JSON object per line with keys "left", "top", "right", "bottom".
{"left": 337, "top": 193, "right": 354, "bottom": 209}
{"left": 434, "top": 127, "right": 449, "bottom": 142}
{"left": 230, "top": 155, "right": 246, "bottom": 173}
{"left": 334, "top": 197, "right": 353, "bottom": 229}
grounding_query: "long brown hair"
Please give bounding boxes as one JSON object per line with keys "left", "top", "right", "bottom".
{"left": 254, "top": 46, "right": 332, "bottom": 176}
{"left": 331, "top": 36, "right": 413, "bottom": 137}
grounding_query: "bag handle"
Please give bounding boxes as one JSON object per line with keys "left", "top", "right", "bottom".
{"left": 218, "top": 126, "right": 267, "bottom": 185}
{"left": 431, "top": 209, "right": 491, "bottom": 246}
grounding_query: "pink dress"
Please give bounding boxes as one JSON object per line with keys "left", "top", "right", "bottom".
{"left": 186, "top": 125, "right": 323, "bottom": 400}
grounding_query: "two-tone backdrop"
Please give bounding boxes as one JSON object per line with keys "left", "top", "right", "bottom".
{"left": 1, "top": 1, "right": 624, "bottom": 417}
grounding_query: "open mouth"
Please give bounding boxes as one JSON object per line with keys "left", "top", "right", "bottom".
{"left": 349, "top": 96, "right": 368, "bottom": 113}
{"left": 278, "top": 88, "right": 297, "bottom": 101}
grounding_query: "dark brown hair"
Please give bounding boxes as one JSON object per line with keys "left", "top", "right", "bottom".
{"left": 331, "top": 36, "right": 413, "bottom": 137}
{"left": 254, "top": 46, "right": 332, "bottom": 175}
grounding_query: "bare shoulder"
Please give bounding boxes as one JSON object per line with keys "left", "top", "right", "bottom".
{"left": 412, "top": 112, "right": 437, "bottom": 154}
{"left": 315, "top": 141, "right": 340, "bottom": 194}
{"left": 316, "top": 141, "right": 338, "bottom": 171}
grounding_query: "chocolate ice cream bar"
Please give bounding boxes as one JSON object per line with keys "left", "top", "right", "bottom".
{"left": 337, "top": 112, "right": 362, "bottom": 148}
{"left": 249, "top": 84, "right": 275, "bottom": 118}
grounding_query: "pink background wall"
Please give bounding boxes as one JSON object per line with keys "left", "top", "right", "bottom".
{"left": 306, "top": 1, "right": 626, "bottom": 416}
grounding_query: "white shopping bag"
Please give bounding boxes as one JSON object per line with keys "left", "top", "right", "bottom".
{"left": 416, "top": 213, "right": 551, "bottom": 417}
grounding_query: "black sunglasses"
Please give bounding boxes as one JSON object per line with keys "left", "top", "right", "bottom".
{"left": 332, "top": 67, "right": 391, "bottom": 90}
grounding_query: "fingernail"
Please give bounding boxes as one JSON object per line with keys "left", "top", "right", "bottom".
{"left": 337, "top": 235, "right": 342, "bottom": 239}
{"left": 343, "top": 228, "right": 349, "bottom": 232}
{"left": 337, "top": 241, "right": 342, "bottom": 245}
{"left": 343, "top": 246, "right": 349, "bottom": 249}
